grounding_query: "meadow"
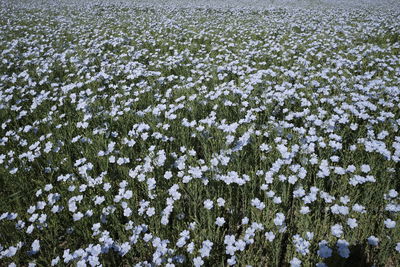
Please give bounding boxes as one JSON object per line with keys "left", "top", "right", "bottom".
{"left": 0, "top": 0, "right": 400, "bottom": 266}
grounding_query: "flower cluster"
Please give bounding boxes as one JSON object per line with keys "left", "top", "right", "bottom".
{"left": 0, "top": 0, "right": 399, "bottom": 266}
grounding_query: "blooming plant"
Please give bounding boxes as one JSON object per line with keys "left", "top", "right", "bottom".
{"left": 0, "top": 0, "right": 400, "bottom": 266}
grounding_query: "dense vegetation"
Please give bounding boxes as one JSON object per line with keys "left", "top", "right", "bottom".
{"left": 1, "top": 0, "right": 400, "bottom": 266}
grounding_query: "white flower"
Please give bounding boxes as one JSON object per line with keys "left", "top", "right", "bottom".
{"left": 146, "top": 207, "right": 155, "bottom": 217}
{"left": 117, "top": 157, "right": 125, "bottom": 165}
{"left": 26, "top": 224, "right": 34, "bottom": 234}
{"left": 215, "top": 217, "right": 226, "bottom": 227}
{"left": 360, "top": 164, "right": 371, "bottom": 173}
{"left": 193, "top": 257, "right": 204, "bottom": 267}
{"left": 143, "top": 233, "right": 153, "bottom": 242}
{"left": 274, "top": 213, "right": 285, "bottom": 226}
{"left": 94, "top": 196, "right": 105, "bottom": 205}
{"left": 396, "top": 243, "right": 400, "bottom": 252}
{"left": 300, "top": 206, "right": 310, "bottom": 214}
{"left": 235, "top": 239, "right": 246, "bottom": 251}
{"left": 227, "top": 256, "right": 236, "bottom": 266}
{"left": 217, "top": 197, "right": 226, "bottom": 207}
{"left": 340, "top": 196, "right": 350, "bottom": 204}
{"left": 251, "top": 198, "right": 265, "bottom": 210}
{"left": 200, "top": 240, "right": 213, "bottom": 258}
{"left": 346, "top": 165, "right": 356, "bottom": 173}
{"left": 337, "top": 239, "right": 350, "bottom": 258}
{"left": 388, "top": 189, "right": 398, "bottom": 198}
{"left": 242, "top": 217, "right": 249, "bottom": 224}
{"left": 347, "top": 218, "right": 358, "bottom": 229}
{"left": 293, "top": 187, "right": 306, "bottom": 198}
{"left": 317, "top": 240, "right": 332, "bottom": 258}
{"left": 73, "top": 212, "right": 84, "bottom": 221}
{"left": 123, "top": 208, "right": 132, "bottom": 217}
{"left": 384, "top": 219, "right": 396, "bottom": 229}
{"left": 265, "top": 231, "right": 275, "bottom": 242}
{"left": 260, "top": 143, "right": 271, "bottom": 152}
{"left": 103, "top": 183, "right": 111, "bottom": 191}
{"left": 187, "top": 242, "right": 195, "bottom": 254}
{"left": 367, "top": 236, "right": 379, "bottom": 246}
{"left": 273, "top": 196, "right": 282, "bottom": 204}
{"left": 119, "top": 242, "right": 131, "bottom": 256}
{"left": 331, "top": 224, "right": 343, "bottom": 237}
{"left": 290, "top": 257, "right": 301, "bottom": 267}
{"left": 330, "top": 204, "right": 349, "bottom": 215}
{"left": 293, "top": 234, "right": 310, "bottom": 255}
{"left": 203, "top": 199, "right": 213, "bottom": 210}
{"left": 164, "top": 171, "right": 173, "bottom": 180}
{"left": 27, "top": 206, "right": 36, "bottom": 214}
{"left": 5, "top": 246, "right": 18, "bottom": 257}
{"left": 31, "top": 239, "right": 40, "bottom": 254}
{"left": 51, "top": 257, "right": 60, "bottom": 266}
{"left": 44, "top": 184, "right": 53, "bottom": 191}
{"left": 352, "top": 204, "right": 366, "bottom": 213}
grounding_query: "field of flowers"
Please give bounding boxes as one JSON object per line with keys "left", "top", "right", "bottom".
{"left": 1, "top": 0, "right": 400, "bottom": 266}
